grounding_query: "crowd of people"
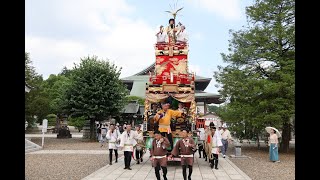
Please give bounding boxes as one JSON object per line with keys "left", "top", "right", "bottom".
{"left": 94, "top": 104, "right": 280, "bottom": 180}
{"left": 96, "top": 122, "right": 145, "bottom": 167}
{"left": 196, "top": 122, "right": 233, "bottom": 169}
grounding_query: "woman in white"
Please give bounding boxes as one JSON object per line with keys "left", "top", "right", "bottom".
{"left": 268, "top": 129, "right": 280, "bottom": 163}
{"left": 106, "top": 124, "right": 121, "bottom": 165}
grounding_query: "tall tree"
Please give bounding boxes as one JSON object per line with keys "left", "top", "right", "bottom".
{"left": 62, "top": 56, "right": 128, "bottom": 140}
{"left": 59, "top": 66, "right": 73, "bottom": 77}
{"left": 214, "top": 0, "right": 294, "bottom": 152}
{"left": 25, "top": 52, "right": 50, "bottom": 125}
{"left": 41, "top": 74, "right": 71, "bottom": 114}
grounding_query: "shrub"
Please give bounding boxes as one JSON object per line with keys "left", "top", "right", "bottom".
{"left": 68, "top": 116, "right": 86, "bottom": 132}
{"left": 46, "top": 114, "right": 57, "bottom": 126}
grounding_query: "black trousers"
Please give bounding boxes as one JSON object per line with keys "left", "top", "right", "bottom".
{"left": 155, "top": 164, "right": 167, "bottom": 180}
{"left": 210, "top": 154, "right": 219, "bottom": 168}
{"left": 136, "top": 149, "right": 143, "bottom": 161}
{"left": 198, "top": 143, "right": 204, "bottom": 157}
{"left": 203, "top": 143, "right": 207, "bottom": 159}
{"left": 182, "top": 165, "right": 193, "bottom": 180}
{"left": 109, "top": 149, "right": 118, "bottom": 162}
{"left": 160, "top": 132, "right": 173, "bottom": 151}
{"left": 124, "top": 151, "right": 132, "bottom": 168}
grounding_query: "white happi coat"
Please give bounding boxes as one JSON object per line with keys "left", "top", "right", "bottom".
{"left": 119, "top": 130, "right": 143, "bottom": 152}
{"left": 211, "top": 132, "right": 223, "bottom": 154}
{"left": 176, "top": 30, "right": 189, "bottom": 42}
{"left": 106, "top": 129, "right": 121, "bottom": 149}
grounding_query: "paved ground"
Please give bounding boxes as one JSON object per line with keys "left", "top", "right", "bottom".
{"left": 82, "top": 151, "right": 251, "bottom": 180}
{"left": 27, "top": 150, "right": 108, "bottom": 154}
{"left": 25, "top": 134, "right": 83, "bottom": 138}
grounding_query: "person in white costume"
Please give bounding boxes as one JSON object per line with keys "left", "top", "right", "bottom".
{"left": 197, "top": 128, "right": 206, "bottom": 158}
{"left": 106, "top": 124, "right": 121, "bottom": 165}
{"left": 155, "top": 25, "right": 168, "bottom": 43}
{"left": 209, "top": 126, "right": 223, "bottom": 169}
{"left": 176, "top": 25, "right": 188, "bottom": 43}
{"left": 119, "top": 124, "right": 143, "bottom": 170}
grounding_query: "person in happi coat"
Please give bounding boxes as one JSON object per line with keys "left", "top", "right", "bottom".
{"left": 165, "top": 18, "right": 178, "bottom": 44}
{"left": 119, "top": 124, "right": 143, "bottom": 170}
{"left": 169, "top": 129, "right": 196, "bottom": 180}
{"left": 106, "top": 124, "right": 121, "bottom": 165}
{"left": 150, "top": 130, "right": 170, "bottom": 180}
{"left": 176, "top": 25, "right": 189, "bottom": 43}
{"left": 209, "top": 126, "right": 223, "bottom": 169}
{"left": 135, "top": 124, "right": 145, "bottom": 164}
{"left": 155, "top": 25, "right": 168, "bottom": 44}
{"left": 154, "top": 102, "right": 186, "bottom": 151}
{"left": 204, "top": 124, "right": 213, "bottom": 162}
{"left": 197, "top": 127, "right": 206, "bottom": 158}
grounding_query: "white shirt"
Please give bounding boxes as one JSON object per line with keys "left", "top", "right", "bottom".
{"left": 198, "top": 128, "right": 206, "bottom": 141}
{"left": 215, "top": 130, "right": 222, "bottom": 142}
{"left": 269, "top": 134, "right": 278, "bottom": 144}
{"left": 211, "top": 133, "right": 223, "bottom": 154}
{"left": 156, "top": 31, "right": 168, "bottom": 43}
{"left": 136, "top": 130, "right": 143, "bottom": 140}
{"left": 220, "top": 129, "right": 232, "bottom": 140}
{"left": 101, "top": 127, "right": 107, "bottom": 135}
{"left": 176, "top": 30, "right": 188, "bottom": 42}
{"left": 106, "top": 129, "right": 121, "bottom": 149}
{"left": 119, "top": 130, "right": 143, "bottom": 152}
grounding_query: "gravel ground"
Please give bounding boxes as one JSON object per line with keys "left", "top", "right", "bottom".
{"left": 25, "top": 154, "right": 108, "bottom": 180}
{"left": 227, "top": 143, "right": 295, "bottom": 180}
{"left": 29, "top": 137, "right": 107, "bottom": 150}
{"left": 26, "top": 137, "right": 123, "bottom": 180}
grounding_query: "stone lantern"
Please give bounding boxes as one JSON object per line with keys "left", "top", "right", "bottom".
{"left": 57, "top": 114, "right": 72, "bottom": 138}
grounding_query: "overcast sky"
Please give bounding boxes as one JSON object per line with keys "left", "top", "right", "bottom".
{"left": 26, "top": 0, "right": 255, "bottom": 94}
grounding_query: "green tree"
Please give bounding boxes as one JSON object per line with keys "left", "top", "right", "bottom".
{"left": 62, "top": 56, "right": 128, "bottom": 140}
{"left": 126, "top": 96, "right": 145, "bottom": 105}
{"left": 59, "top": 66, "right": 73, "bottom": 78}
{"left": 207, "top": 105, "right": 219, "bottom": 113}
{"left": 25, "top": 52, "right": 51, "bottom": 125}
{"left": 46, "top": 114, "right": 58, "bottom": 126}
{"left": 41, "top": 74, "right": 71, "bottom": 114}
{"left": 68, "top": 116, "right": 86, "bottom": 132}
{"left": 214, "top": 0, "right": 294, "bottom": 152}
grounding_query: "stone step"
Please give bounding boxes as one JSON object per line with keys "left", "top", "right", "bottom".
{"left": 25, "top": 143, "right": 36, "bottom": 148}
{"left": 25, "top": 138, "right": 42, "bottom": 153}
{"left": 25, "top": 147, "right": 42, "bottom": 153}
{"left": 25, "top": 146, "right": 36, "bottom": 150}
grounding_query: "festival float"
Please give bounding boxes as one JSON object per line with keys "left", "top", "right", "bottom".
{"left": 143, "top": 6, "right": 198, "bottom": 162}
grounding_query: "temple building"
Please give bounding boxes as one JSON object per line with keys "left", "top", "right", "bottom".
{"left": 121, "top": 63, "right": 224, "bottom": 114}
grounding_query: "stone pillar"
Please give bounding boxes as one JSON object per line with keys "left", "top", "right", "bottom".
{"left": 235, "top": 141, "right": 242, "bottom": 156}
